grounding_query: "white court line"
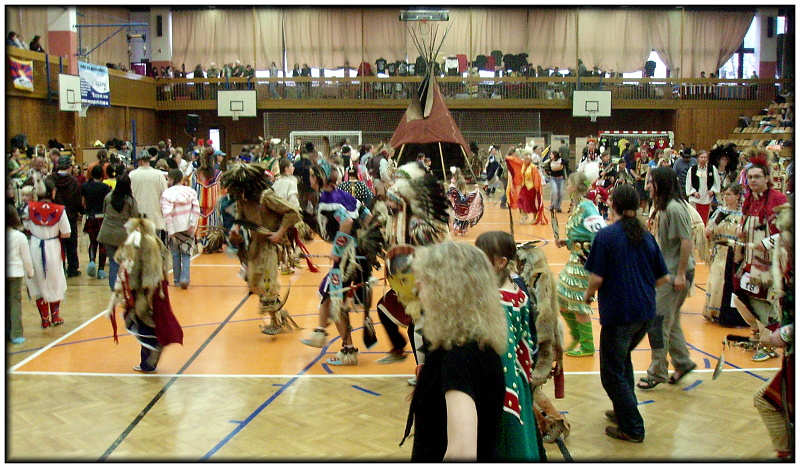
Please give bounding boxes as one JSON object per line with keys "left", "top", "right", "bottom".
{"left": 10, "top": 368, "right": 778, "bottom": 379}
{"left": 8, "top": 252, "right": 201, "bottom": 374}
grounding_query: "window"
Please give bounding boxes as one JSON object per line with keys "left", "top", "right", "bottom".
{"left": 718, "top": 15, "right": 757, "bottom": 79}
{"left": 209, "top": 129, "right": 221, "bottom": 153}
{"left": 777, "top": 16, "right": 786, "bottom": 35}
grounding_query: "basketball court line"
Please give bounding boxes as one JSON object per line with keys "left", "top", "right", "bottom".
{"left": 10, "top": 368, "right": 778, "bottom": 379}
{"left": 8, "top": 253, "right": 203, "bottom": 374}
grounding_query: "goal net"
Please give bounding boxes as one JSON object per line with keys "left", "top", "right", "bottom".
{"left": 289, "top": 131, "right": 363, "bottom": 153}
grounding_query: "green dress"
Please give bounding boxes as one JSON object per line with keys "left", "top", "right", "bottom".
{"left": 557, "top": 198, "right": 603, "bottom": 316}
{"left": 495, "top": 281, "right": 541, "bottom": 461}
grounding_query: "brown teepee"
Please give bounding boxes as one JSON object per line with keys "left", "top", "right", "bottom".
{"left": 390, "top": 23, "right": 472, "bottom": 182}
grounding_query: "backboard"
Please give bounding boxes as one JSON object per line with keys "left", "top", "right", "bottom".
{"left": 218, "top": 90, "right": 256, "bottom": 120}
{"left": 59, "top": 74, "right": 82, "bottom": 112}
{"left": 572, "top": 90, "right": 611, "bottom": 121}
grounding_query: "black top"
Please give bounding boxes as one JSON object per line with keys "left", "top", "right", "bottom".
{"left": 408, "top": 342, "right": 504, "bottom": 462}
{"left": 81, "top": 180, "right": 112, "bottom": 216}
{"left": 375, "top": 58, "right": 387, "bottom": 74}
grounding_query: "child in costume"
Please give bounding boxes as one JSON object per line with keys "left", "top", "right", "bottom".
{"left": 161, "top": 169, "right": 201, "bottom": 289}
{"left": 300, "top": 165, "right": 385, "bottom": 366}
{"left": 446, "top": 166, "right": 485, "bottom": 235}
{"left": 556, "top": 171, "right": 606, "bottom": 357}
{"left": 475, "top": 231, "right": 544, "bottom": 461}
{"left": 24, "top": 177, "right": 71, "bottom": 328}
{"left": 105, "top": 217, "right": 183, "bottom": 372}
{"left": 221, "top": 163, "right": 303, "bottom": 335}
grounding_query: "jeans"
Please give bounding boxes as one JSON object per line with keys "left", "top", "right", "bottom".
{"left": 600, "top": 319, "right": 652, "bottom": 438}
{"left": 104, "top": 244, "right": 119, "bottom": 290}
{"left": 172, "top": 244, "right": 191, "bottom": 285}
{"left": 550, "top": 176, "right": 565, "bottom": 211}
{"left": 646, "top": 269, "right": 696, "bottom": 382}
{"left": 6, "top": 277, "right": 23, "bottom": 339}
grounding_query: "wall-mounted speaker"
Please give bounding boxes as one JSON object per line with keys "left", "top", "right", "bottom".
{"left": 768, "top": 16, "right": 775, "bottom": 38}
{"left": 186, "top": 114, "right": 199, "bottom": 134}
{"left": 156, "top": 15, "right": 163, "bottom": 37}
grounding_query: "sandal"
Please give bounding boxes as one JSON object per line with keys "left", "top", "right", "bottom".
{"left": 668, "top": 362, "right": 697, "bottom": 385}
{"left": 636, "top": 376, "right": 662, "bottom": 390}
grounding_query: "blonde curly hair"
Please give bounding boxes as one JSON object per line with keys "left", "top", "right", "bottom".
{"left": 412, "top": 242, "right": 507, "bottom": 355}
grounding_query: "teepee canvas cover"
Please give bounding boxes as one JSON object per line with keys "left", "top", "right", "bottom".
{"left": 390, "top": 23, "right": 471, "bottom": 179}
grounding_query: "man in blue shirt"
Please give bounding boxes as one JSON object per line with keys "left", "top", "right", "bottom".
{"left": 584, "top": 184, "right": 669, "bottom": 443}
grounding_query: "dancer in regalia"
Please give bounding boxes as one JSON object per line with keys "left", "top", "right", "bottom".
{"left": 221, "top": 163, "right": 303, "bottom": 335}
{"left": 446, "top": 166, "right": 485, "bottom": 235}
{"left": 557, "top": 171, "right": 605, "bottom": 357}
{"left": 475, "top": 231, "right": 544, "bottom": 461}
{"left": 300, "top": 165, "right": 385, "bottom": 365}
{"left": 703, "top": 184, "right": 745, "bottom": 325}
{"left": 194, "top": 147, "right": 223, "bottom": 252}
{"left": 24, "top": 178, "right": 70, "bottom": 328}
{"left": 377, "top": 162, "right": 450, "bottom": 380}
{"left": 752, "top": 202, "right": 793, "bottom": 460}
{"left": 105, "top": 217, "right": 183, "bottom": 372}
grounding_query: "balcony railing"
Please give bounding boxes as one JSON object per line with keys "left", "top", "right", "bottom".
{"left": 153, "top": 76, "right": 791, "bottom": 109}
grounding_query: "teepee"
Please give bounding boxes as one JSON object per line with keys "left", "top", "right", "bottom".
{"left": 389, "top": 22, "right": 473, "bottom": 182}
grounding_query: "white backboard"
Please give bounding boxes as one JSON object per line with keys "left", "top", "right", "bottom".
{"left": 217, "top": 90, "right": 257, "bottom": 118}
{"left": 59, "top": 74, "right": 82, "bottom": 112}
{"left": 572, "top": 90, "right": 611, "bottom": 118}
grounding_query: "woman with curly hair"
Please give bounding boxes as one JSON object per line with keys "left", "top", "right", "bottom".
{"left": 557, "top": 170, "right": 605, "bottom": 357}
{"left": 402, "top": 241, "right": 507, "bottom": 461}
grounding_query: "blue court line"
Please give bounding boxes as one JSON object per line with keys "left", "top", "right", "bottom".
{"left": 321, "top": 363, "right": 333, "bottom": 374}
{"left": 271, "top": 383, "right": 283, "bottom": 387}
{"left": 201, "top": 326, "right": 367, "bottom": 460}
{"left": 637, "top": 400, "right": 655, "bottom": 406}
{"left": 682, "top": 380, "right": 703, "bottom": 391}
{"left": 685, "top": 342, "right": 768, "bottom": 382}
{"left": 351, "top": 385, "right": 381, "bottom": 396}
{"left": 228, "top": 420, "right": 243, "bottom": 424}
{"left": 559, "top": 411, "right": 569, "bottom": 415}
{"left": 703, "top": 358, "right": 711, "bottom": 369}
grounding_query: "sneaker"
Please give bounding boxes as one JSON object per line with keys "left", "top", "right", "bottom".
{"left": 179, "top": 281, "right": 189, "bottom": 290}
{"left": 10, "top": 337, "right": 26, "bottom": 345}
{"left": 407, "top": 377, "right": 417, "bottom": 386}
{"left": 87, "top": 261, "right": 97, "bottom": 277}
{"left": 377, "top": 352, "right": 407, "bottom": 364}
{"left": 66, "top": 270, "right": 81, "bottom": 278}
{"left": 96, "top": 270, "right": 107, "bottom": 279}
{"left": 132, "top": 364, "right": 156, "bottom": 373}
{"left": 753, "top": 348, "right": 778, "bottom": 362}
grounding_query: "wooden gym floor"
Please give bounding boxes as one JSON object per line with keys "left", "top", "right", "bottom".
{"left": 6, "top": 193, "right": 781, "bottom": 461}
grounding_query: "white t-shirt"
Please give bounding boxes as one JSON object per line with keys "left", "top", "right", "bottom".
{"left": 272, "top": 175, "right": 299, "bottom": 209}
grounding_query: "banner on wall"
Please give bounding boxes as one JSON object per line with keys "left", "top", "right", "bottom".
{"left": 9, "top": 56, "right": 34, "bottom": 92}
{"left": 78, "top": 61, "right": 110, "bottom": 107}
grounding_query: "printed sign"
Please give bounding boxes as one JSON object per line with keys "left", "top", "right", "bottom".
{"left": 583, "top": 214, "right": 606, "bottom": 233}
{"left": 78, "top": 61, "right": 110, "bottom": 106}
{"left": 9, "top": 56, "right": 34, "bottom": 92}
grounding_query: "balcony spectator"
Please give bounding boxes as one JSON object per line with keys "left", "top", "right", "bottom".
{"left": 245, "top": 64, "right": 254, "bottom": 90}
{"left": 28, "top": 35, "right": 44, "bottom": 53}
{"left": 6, "top": 32, "right": 25, "bottom": 49}
{"left": 269, "top": 61, "right": 281, "bottom": 98}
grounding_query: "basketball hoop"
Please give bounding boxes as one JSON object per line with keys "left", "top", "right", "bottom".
{"left": 79, "top": 103, "right": 90, "bottom": 118}
{"left": 588, "top": 110, "right": 598, "bottom": 123}
{"left": 232, "top": 110, "right": 239, "bottom": 121}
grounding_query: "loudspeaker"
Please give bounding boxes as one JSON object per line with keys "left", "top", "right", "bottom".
{"left": 156, "top": 15, "right": 163, "bottom": 37}
{"left": 186, "top": 114, "right": 199, "bottom": 134}
{"left": 768, "top": 17, "right": 775, "bottom": 38}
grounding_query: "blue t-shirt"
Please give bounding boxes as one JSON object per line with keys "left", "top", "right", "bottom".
{"left": 584, "top": 222, "right": 668, "bottom": 326}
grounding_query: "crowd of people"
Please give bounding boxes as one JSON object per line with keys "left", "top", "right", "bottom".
{"left": 5, "top": 125, "right": 794, "bottom": 460}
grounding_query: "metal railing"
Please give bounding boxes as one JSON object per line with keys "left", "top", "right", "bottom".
{"left": 153, "top": 76, "right": 790, "bottom": 108}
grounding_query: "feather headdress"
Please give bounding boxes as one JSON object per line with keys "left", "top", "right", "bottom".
{"left": 387, "top": 162, "right": 450, "bottom": 246}
{"left": 220, "top": 163, "right": 270, "bottom": 202}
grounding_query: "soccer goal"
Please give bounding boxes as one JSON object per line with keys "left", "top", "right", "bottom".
{"left": 289, "top": 131, "right": 363, "bottom": 153}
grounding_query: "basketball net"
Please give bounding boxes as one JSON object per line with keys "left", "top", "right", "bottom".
{"left": 79, "top": 104, "right": 90, "bottom": 118}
